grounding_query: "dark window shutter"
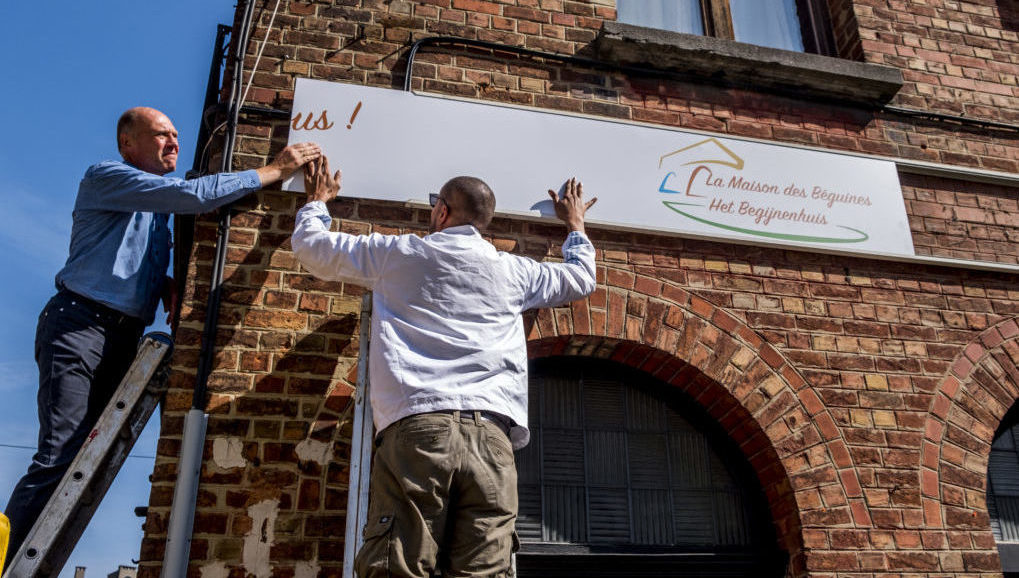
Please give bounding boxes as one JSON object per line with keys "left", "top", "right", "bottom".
{"left": 990, "top": 423, "right": 1019, "bottom": 543}
{"left": 516, "top": 357, "right": 785, "bottom": 576}
{"left": 988, "top": 403, "right": 1019, "bottom": 573}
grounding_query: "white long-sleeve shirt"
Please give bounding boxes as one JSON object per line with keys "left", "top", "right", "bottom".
{"left": 292, "top": 201, "right": 596, "bottom": 448}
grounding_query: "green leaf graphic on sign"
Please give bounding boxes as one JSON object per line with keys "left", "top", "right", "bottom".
{"left": 662, "top": 201, "right": 869, "bottom": 244}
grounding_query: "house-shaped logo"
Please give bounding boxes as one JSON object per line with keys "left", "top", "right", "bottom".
{"left": 655, "top": 138, "right": 869, "bottom": 244}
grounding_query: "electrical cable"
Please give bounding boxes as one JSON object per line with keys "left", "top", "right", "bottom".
{"left": 0, "top": 443, "right": 155, "bottom": 460}
{"left": 195, "top": 0, "right": 284, "bottom": 180}
{"left": 241, "top": 0, "right": 284, "bottom": 107}
{"left": 193, "top": 0, "right": 280, "bottom": 180}
{"left": 197, "top": 120, "right": 230, "bottom": 176}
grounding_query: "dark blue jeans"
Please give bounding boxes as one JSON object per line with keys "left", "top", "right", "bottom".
{"left": 4, "top": 289, "right": 143, "bottom": 563}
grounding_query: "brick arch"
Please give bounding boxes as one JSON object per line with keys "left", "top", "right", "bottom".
{"left": 524, "top": 277, "right": 868, "bottom": 575}
{"left": 920, "top": 317, "right": 1019, "bottom": 554}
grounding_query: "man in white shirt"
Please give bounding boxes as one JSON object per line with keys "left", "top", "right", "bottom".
{"left": 292, "top": 156, "right": 596, "bottom": 578}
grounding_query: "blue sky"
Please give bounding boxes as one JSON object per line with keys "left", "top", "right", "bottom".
{"left": 0, "top": 1, "right": 237, "bottom": 574}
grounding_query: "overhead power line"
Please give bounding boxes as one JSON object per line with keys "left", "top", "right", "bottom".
{"left": 0, "top": 443, "right": 155, "bottom": 460}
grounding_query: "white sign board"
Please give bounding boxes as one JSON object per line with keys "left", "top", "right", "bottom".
{"left": 284, "top": 78, "right": 915, "bottom": 258}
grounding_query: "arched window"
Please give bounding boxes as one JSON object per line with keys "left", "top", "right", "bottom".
{"left": 988, "top": 403, "right": 1019, "bottom": 576}
{"left": 515, "top": 357, "right": 786, "bottom": 576}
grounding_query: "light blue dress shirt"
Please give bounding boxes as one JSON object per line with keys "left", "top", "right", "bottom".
{"left": 292, "top": 200, "right": 597, "bottom": 448}
{"left": 54, "top": 161, "right": 262, "bottom": 324}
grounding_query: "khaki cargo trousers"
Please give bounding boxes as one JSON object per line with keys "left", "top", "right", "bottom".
{"left": 354, "top": 411, "right": 519, "bottom": 578}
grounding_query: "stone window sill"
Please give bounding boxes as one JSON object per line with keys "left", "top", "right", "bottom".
{"left": 596, "top": 21, "right": 903, "bottom": 108}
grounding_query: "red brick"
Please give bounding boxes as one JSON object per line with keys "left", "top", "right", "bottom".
{"left": 886, "top": 551, "right": 939, "bottom": 570}
{"left": 758, "top": 344, "right": 784, "bottom": 369}
{"left": 925, "top": 419, "right": 944, "bottom": 442}
{"left": 806, "top": 551, "right": 859, "bottom": 570}
{"left": 605, "top": 268, "right": 634, "bottom": 289}
{"left": 633, "top": 275, "right": 661, "bottom": 296}
{"left": 827, "top": 440, "right": 852, "bottom": 469}
{"left": 942, "top": 375, "right": 961, "bottom": 398}
{"left": 830, "top": 529, "right": 869, "bottom": 549}
{"left": 815, "top": 412, "right": 840, "bottom": 441}
{"left": 298, "top": 479, "right": 321, "bottom": 510}
{"left": 689, "top": 295, "right": 713, "bottom": 319}
{"left": 920, "top": 468, "right": 940, "bottom": 498}
{"left": 923, "top": 497, "right": 943, "bottom": 527}
{"left": 850, "top": 500, "right": 872, "bottom": 526}
{"left": 1000, "top": 320, "right": 1019, "bottom": 339}
{"left": 840, "top": 469, "right": 863, "bottom": 498}
{"left": 798, "top": 388, "right": 824, "bottom": 416}
{"left": 962, "top": 552, "right": 1002, "bottom": 571}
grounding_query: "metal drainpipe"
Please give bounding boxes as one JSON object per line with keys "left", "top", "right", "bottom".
{"left": 160, "top": 1, "right": 256, "bottom": 575}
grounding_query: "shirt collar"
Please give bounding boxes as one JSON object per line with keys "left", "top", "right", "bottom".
{"left": 436, "top": 224, "right": 480, "bottom": 237}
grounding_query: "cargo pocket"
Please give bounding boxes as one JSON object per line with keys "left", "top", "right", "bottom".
{"left": 484, "top": 423, "right": 515, "bottom": 467}
{"left": 354, "top": 513, "right": 395, "bottom": 578}
{"left": 397, "top": 419, "right": 451, "bottom": 453}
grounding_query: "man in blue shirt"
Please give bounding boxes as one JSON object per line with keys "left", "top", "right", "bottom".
{"left": 3, "top": 106, "right": 321, "bottom": 564}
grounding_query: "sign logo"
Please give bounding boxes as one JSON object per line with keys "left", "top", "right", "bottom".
{"left": 657, "top": 138, "right": 871, "bottom": 244}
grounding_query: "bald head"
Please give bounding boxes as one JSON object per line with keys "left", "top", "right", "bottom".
{"left": 118, "top": 107, "right": 154, "bottom": 151}
{"left": 439, "top": 176, "right": 496, "bottom": 231}
{"left": 116, "top": 107, "right": 179, "bottom": 175}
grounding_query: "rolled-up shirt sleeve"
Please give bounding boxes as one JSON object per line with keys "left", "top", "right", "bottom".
{"left": 519, "top": 231, "right": 596, "bottom": 310}
{"left": 291, "top": 201, "right": 395, "bottom": 288}
{"left": 75, "top": 161, "right": 261, "bottom": 214}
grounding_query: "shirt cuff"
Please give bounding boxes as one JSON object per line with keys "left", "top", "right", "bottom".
{"left": 239, "top": 169, "right": 262, "bottom": 190}
{"left": 561, "top": 230, "right": 593, "bottom": 261}
{"left": 298, "top": 200, "right": 332, "bottom": 228}
{"left": 563, "top": 230, "right": 590, "bottom": 248}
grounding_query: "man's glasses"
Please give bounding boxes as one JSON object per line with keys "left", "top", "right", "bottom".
{"left": 429, "top": 193, "right": 441, "bottom": 207}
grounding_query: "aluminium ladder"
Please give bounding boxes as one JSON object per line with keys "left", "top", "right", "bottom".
{"left": 3, "top": 333, "right": 173, "bottom": 578}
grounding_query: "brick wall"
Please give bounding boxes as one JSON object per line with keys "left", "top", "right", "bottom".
{"left": 139, "top": 1, "right": 1019, "bottom": 576}
{"left": 853, "top": 0, "right": 1019, "bottom": 124}
{"left": 904, "top": 174, "right": 1019, "bottom": 263}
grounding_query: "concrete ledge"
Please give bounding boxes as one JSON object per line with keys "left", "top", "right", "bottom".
{"left": 597, "top": 21, "right": 903, "bottom": 108}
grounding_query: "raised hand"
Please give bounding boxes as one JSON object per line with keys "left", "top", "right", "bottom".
{"left": 255, "top": 142, "right": 322, "bottom": 186}
{"left": 303, "top": 155, "right": 342, "bottom": 203}
{"left": 547, "top": 177, "right": 597, "bottom": 234}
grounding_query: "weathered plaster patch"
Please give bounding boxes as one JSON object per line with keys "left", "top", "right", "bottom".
{"left": 295, "top": 560, "right": 322, "bottom": 578}
{"left": 295, "top": 438, "right": 332, "bottom": 465}
{"left": 242, "top": 499, "right": 279, "bottom": 578}
{"left": 212, "top": 436, "right": 246, "bottom": 469}
{"left": 199, "top": 561, "right": 229, "bottom": 578}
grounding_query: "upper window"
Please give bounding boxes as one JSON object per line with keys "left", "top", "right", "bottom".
{"left": 617, "top": 0, "right": 836, "bottom": 56}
